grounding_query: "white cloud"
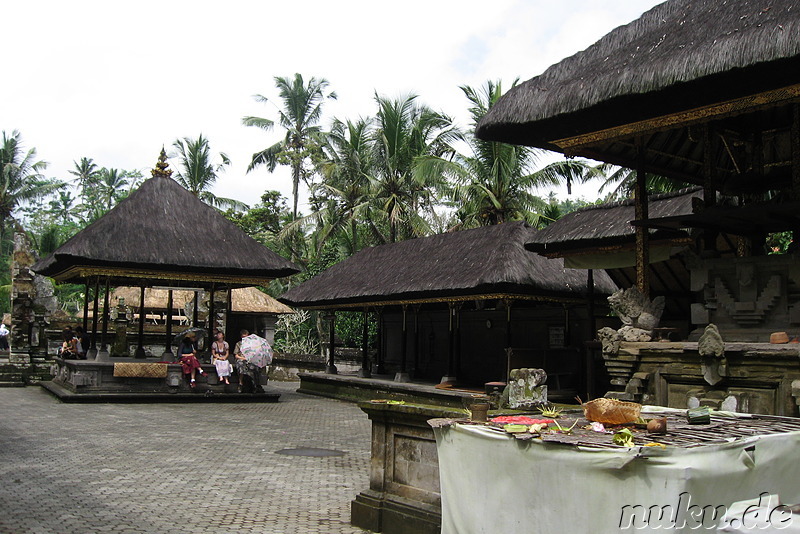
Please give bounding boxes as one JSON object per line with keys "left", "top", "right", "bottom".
{"left": 2, "top": 0, "right": 662, "bottom": 212}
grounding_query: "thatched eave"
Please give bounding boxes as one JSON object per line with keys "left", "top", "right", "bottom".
{"left": 280, "top": 221, "right": 617, "bottom": 310}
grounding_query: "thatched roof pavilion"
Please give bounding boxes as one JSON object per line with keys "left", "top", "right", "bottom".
{"left": 282, "top": 221, "right": 616, "bottom": 386}
{"left": 476, "top": 0, "right": 800, "bottom": 194}
{"left": 476, "top": 0, "right": 800, "bottom": 299}
{"left": 281, "top": 221, "right": 616, "bottom": 309}
{"left": 527, "top": 188, "right": 700, "bottom": 263}
{"left": 32, "top": 164, "right": 298, "bottom": 288}
{"left": 32, "top": 150, "right": 299, "bottom": 360}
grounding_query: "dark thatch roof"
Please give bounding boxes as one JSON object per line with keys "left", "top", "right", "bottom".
{"left": 32, "top": 175, "right": 299, "bottom": 286}
{"left": 527, "top": 187, "right": 702, "bottom": 256}
{"left": 280, "top": 221, "right": 617, "bottom": 309}
{"left": 477, "top": 0, "right": 800, "bottom": 148}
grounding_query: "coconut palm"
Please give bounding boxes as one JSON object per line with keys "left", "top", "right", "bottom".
{"left": 243, "top": 73, "right": 336, "bottom": 219}
{"left": 310, "top": 117, "right": 374, "bottom": 255}
{"left": 171, "top": 135, "right": 246, "bottom": 211}
{"left": 415, "top": 81, "right": 594, "bottom": 228}
{"left": 69, "top": 157, "right": 101, "bottom": 199}
{"left": 592, "top": 163, "right": 692, "bottom": 201}
{"left": 0, "top": 130, "right": 60, "bottom": 239}
{"left": 370, "top": 94, "right": 459, "bottom": 242}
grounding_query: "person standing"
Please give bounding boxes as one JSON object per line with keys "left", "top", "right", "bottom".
{"left": 0, "top": 323, "right": 9, "bottom": 351}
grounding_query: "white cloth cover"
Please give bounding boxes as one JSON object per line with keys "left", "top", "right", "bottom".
{"left": 433, "top": 423, "right": 800, "bottom": 534}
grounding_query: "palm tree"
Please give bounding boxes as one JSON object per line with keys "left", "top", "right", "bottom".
{"left": 370, "top": 94, "right": 459, "bottom": 242}
{"left": 415, "top": 81, "right": 594, "bottom": 228}
{"left": 48, "top": 190, "right": 80, "bottom": 225}
{"left": 243, "top": 73, "right": 336, "bottom": 219}
{"left": 96, "top": 168, "right": 130, "bottom": 213}
{"left": 592, "top": 163, "right": 692, "bottom": 201}
{"left": 171, "top": 135, "right": 246, "bottom": 211}
{"left": 310, "top": 117, "right": 374, "bottom": 255}
{"left": 69, "top": 157, "right": 101, "bottom": 200}
{"left": 0, "top": 130, "right": 60, "bottom": 240}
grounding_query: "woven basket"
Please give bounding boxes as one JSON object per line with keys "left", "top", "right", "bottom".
{"left": 583, "top": 398, "right": 641, "bottom": 425}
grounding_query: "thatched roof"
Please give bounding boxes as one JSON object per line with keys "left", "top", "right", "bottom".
{"left": 526, "top": 188, "right": 701, "bottom": 257}
{"left": 230, "top": 287, "right": 294, "bottom": 314}
{"left": 109, "top": 287, "right": 196, "bottom": 309}
{"left": 280, "top": 221, "right": 617, "bottom": 309}
{"left": 109, "top": 286, "right": 294, "bottom": 314}
{"left": 478, "top": 0, "right": 800, "bottom": 146}
{"left": 476, "top": 0, "right": 800, "bottom": 193}
{"left": 32, "top": 174, "right": 299, "bottom": 287}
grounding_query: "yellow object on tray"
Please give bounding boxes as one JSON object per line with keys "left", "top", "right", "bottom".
{"left": 583, "top": 397, "right": 641, "bottom": 425}
{"left": 113, "top": 362, "right": 168, "bottom": 378}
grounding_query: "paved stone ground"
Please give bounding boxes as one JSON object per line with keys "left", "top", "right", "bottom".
{"left": 0, "top": 383, "right": 372, "bottom": 534}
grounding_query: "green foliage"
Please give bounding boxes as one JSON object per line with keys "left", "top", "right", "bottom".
{"left": 767, "top": 231, "right": 793, "bottom": 254}
{"left": 335, "top": 310, "right": 377, "bottom": 348}
{"left": 273, "top": 309, "right": 319, "bottom": 354}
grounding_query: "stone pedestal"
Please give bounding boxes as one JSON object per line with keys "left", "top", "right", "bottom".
{"left": 352, "top": 401, "right": 464, "bottom": 534}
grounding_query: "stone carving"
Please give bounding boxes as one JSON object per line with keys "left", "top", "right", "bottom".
{"left": 597, "top": 327, "right": 621, "bottom": 355}
{"left": 608, "top": 287, "right": 665, "bottom": 332}
{"left": 714, "top": 274, "right": 781, "bottom": 327}
{"left": 698, "top": 323, "right": 726, "bottom": 385}
{"left": 507, "top": 368, "right": 548, "bottom": 409}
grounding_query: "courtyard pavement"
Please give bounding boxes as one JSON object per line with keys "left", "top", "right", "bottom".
{"left": 0, "top": 382, "right": 372, "bottom": 534}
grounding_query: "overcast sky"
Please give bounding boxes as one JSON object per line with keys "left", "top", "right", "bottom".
{"left": 3, "top": 0, "right": 663, "bottom": 212}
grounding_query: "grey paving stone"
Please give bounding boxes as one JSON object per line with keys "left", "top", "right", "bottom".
{"left": 0, "top": 383, "right": 372, "bottom": 533}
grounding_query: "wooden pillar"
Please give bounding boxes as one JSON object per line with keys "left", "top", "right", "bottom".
{"left": 358, "top": 308, "right": 371, "bottom": 378}
{"left": 504, "top": 299, "right": 513, "bottom": 349}
{"left": 702, "top": 125, "right": 718, "bottom": 254}
{"left": 395, "top": 305, "right": 410, "bottom": 382}
{"left": 82, "top": 281, "right": 90, "bottom": 332}
{"left": 792, "top": 104, "right": 800, "bottom": 202}
{"left": 326, "top": 311, "right": 337, "bottom": 374}
{"left": 635, "top": 140, "right": 650, "bottom": 296}
{"left": 586, "top": 268, "right": 596, "bottom": 401}
{"left": 161, "top": 289, "right": 174, "bottom": 360}
{"left": 443, "top": 302, "right": 457, "bottom": 383}
{"left": 97, "top": 277, "right": 111, "bottom": 360}
{"left": 207, "top": 285, "right": 216, "bottom": 346}
{"left": 192, "top": 291, "right": 199, "bottom": 327}
{"left": 87, "top": 276, "right": 100, "bottom": 359}
{"left": 134, "top": 284, "right": 146, "bottom": 358}
{"left": 412, "top": 305, "right": 421, "bottom": 379}
{"left": 375, "top": 307, "right": 386, "bottom": 374}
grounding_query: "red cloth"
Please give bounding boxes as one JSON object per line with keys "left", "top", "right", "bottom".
{"left": 178, "top": 354, "right": 202, "bottom": 375}
{"left": 490, "top": 416, "right": 554, "bottom": 425}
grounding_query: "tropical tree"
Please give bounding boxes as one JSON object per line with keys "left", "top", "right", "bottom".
{"left": 242, "top": 73, "right": 337, "bottom": 219}
{"left": 308, "top": 117, "right": 375, "bottom": 256}
{"left": 48, "top": 190, "right": 80, "bottom": 225}
{"left": 69, "top": 157, "right": 101, "bottom": 200}
{"left": 171, "top": 135, "right": 245, "bottom": 211}
{"left": 0, "top": 130, "right": 61, "bottom": 240}
{"left": 591, "top": 163, "right": 692, "bottom": 201}
{"left": 370, "top": 94, "right": 459, "bottom": 242}
{"left": 415, "top": 81, "right": 594, "bottom": 228}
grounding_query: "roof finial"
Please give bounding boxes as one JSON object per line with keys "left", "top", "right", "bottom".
{"left": 151, "top": 147, "right": 173, "bottom": 179}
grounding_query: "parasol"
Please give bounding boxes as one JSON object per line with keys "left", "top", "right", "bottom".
{"left": 239, "top": 334, "right": 273, "bottom": 368}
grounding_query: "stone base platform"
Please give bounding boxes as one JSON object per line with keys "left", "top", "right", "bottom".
{"left": 297, "top": 371, "right": 490, "bottom": 408}
{"left": 42, "top": 357, "right": 279, "bottom": 403}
